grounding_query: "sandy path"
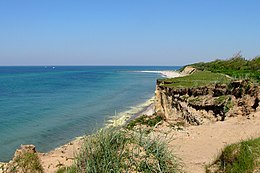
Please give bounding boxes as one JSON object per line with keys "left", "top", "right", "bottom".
{"left": 165, "top": 112, "right": 260, "bottom": 173}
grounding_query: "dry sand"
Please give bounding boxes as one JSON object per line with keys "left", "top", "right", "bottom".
{"left": 151, "top": 112, "right": 260, "bottom": 173}
{"left": 38, "top": 137, "right": 84, "bottom": 173}
{"left": 140, "top": 70, "right": 182, "bottom": 78}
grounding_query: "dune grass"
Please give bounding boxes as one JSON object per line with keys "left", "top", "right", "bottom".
{"left": 57, "top": 128, "right": 181, "bottom": 173}
{"left": 206, "top": 137, "right": 260, "bottom": 173}
{"left": 159, "top": 71, "right": 231, "bottom": 88}
{"left": 11, "top": 152, "right": 44, "bottom": 173}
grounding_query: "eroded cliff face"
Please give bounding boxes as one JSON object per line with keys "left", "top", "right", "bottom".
{"left": 155, "top": 80, "right": 260, "bottom": 125}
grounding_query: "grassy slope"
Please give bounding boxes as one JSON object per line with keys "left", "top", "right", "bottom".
{"left": 190, "top": 56, "right": 260, "bottom": 82}
{"left": 207, "top": 138, "right": 260, "bottom": 173}
{"left": 159, "top": 71, "right": 231, "bottom": 88}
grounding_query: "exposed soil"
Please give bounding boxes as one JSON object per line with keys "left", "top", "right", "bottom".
{"left": 150, "top": 111, "right": 260, "bottom": 173}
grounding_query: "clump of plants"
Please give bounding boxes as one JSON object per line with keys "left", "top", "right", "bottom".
{"left": 214, "top": 96, "right": 229, "bottom": 105}
{"left": 57, "top": 128, "right": 181, "bottom": 173}
{"left": 11, "top": 152, "right": 44, "bottom": 173}
{"left": 206, "top": 138, "right": 260, "bottom": 173}
{"left": 189, "top": 96, "right": 202, "bottom": 104}
{"left": 126, "top": 113, "right": 164, "bottom": 130}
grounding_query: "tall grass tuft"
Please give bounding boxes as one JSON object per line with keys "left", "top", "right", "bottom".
{"left": 59, "top": 128, "right": 181, "bottom": 173}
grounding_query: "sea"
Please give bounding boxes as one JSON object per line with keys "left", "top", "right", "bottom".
{"left": 0, "top": 66, "right": 180, "bottom": 161}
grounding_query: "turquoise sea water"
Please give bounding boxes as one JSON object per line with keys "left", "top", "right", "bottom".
{"left": 0, "top": 66, "right": 180, "bottom": 161}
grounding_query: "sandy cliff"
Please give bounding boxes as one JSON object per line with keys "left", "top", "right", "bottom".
{"left": 155, "top": 75, "right": 259, "bottom": 125}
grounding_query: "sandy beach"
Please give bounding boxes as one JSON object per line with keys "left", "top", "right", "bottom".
{"left": 139, "top": 70, "right": 182, "bottom": 78}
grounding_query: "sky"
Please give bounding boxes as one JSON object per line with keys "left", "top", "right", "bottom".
{"left": 0, "top": 0, "right": 260, "bottom": 66}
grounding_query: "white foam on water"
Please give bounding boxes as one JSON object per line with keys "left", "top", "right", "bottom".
{"left": 106, "top": 97, "right": 154, "bottom": 127}
{"left": 107, "top": 70, "right": 181, "bottom": 127}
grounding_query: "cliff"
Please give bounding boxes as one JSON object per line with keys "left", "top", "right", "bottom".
{"left": 155, "top": 69, "right": 260, "bottom": 125}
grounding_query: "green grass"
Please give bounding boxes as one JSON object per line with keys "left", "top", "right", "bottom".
{"left": 207, "top": 138, "right": 260, "bottom": 173}
{"left": 159, "top": 71, "right": 231, "bottom": 88}
{"left": 57, "top": 128, "right": 181, "bottom": 173}
{"left": 214, "top": 96, "right": 229, "bottom": 105}
{"left": 189, "top": 56, "right": 260, "bottom": 82}
{"left": 126, "top": 114, "right": 164, "bottom": 130}
{"left": 189, "top": 97, "right": 202, "bottom": 104}
{"left": 11, "top": 152, "right": 44, "bottom": 173}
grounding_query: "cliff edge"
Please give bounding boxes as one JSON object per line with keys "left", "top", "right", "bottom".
{"left": 155, "top": 67, "right": 260, "bottom": 125}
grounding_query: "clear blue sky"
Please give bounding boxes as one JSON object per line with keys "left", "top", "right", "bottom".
{"left": 0, "top": 0, "right": 260, "bottom": 66}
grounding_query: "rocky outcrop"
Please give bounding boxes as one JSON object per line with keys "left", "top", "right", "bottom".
{"left": 155, "top": 80, "right": 260, "bottom": 125}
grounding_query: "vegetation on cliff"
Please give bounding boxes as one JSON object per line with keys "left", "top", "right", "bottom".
{"left": 5, "top": 152, "right": 43, "bottom": 173}
{"left": 189, "top": 55, "right": 260, "bottom": 82}
{"left": 156, "top": 56, "right": 259, "bottom": 125}
{"left": 156, "top": 56, "right": 260, "bottom": 172}
{"left": 126, "top": 113, "right": 164, "bottom": 130}
{"left": 57, "top": 128, "right": 181, "bottom": 173}
{"left": 207, "top": 137, "right": 260, "bottom": 173}
{"left": 159, "top": 71, "right": 231, "bottom": 88}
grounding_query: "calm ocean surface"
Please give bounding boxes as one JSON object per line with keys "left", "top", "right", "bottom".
{"left": 0, "top": 66, "right": 180, "bottom": 161}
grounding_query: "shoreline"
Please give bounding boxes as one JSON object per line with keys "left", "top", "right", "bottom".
{"left": 40, "top": 70, "right": 181, "bottom": 172}
{"left": 137, "top": 70, "right": 181, "bottom": 78}
{"left": 106, "top": 70, "right": 181, "bottom": 127}
{"left": 2, "top": 70, "right": 181, "bottom": 172}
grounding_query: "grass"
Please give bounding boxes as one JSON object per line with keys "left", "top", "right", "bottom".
{"left": 159, "top": 71, "right": 231, "bottom": 88}
{"left": 189, "top": 55, "right": 260, "bottom": 82}
{"left": 189, "top": 97, "right": 202, "bottom": 104}
{"left": 11, "top": 152, "right": 44, "bottom": 173}
{"left": 214, "top": 96, "right": 229, "bottom": 105}
{"left": 57, "top": 128, "right": 181, "bottom": 173}
{"left": 206, "top": 137, "right": 260, "bottom": 173}
{"left": 126, "top": 113, "right": 164, "bottom": 130}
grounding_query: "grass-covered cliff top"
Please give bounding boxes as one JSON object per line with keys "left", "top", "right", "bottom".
{"left": 189, "top": 55, "right": 260, "bottom": 82}
{"left": 159, "top": 55, "right": 259, "bottom": 88}
{"left": 159, "top": 71, "right": 231, "bottom": 88}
